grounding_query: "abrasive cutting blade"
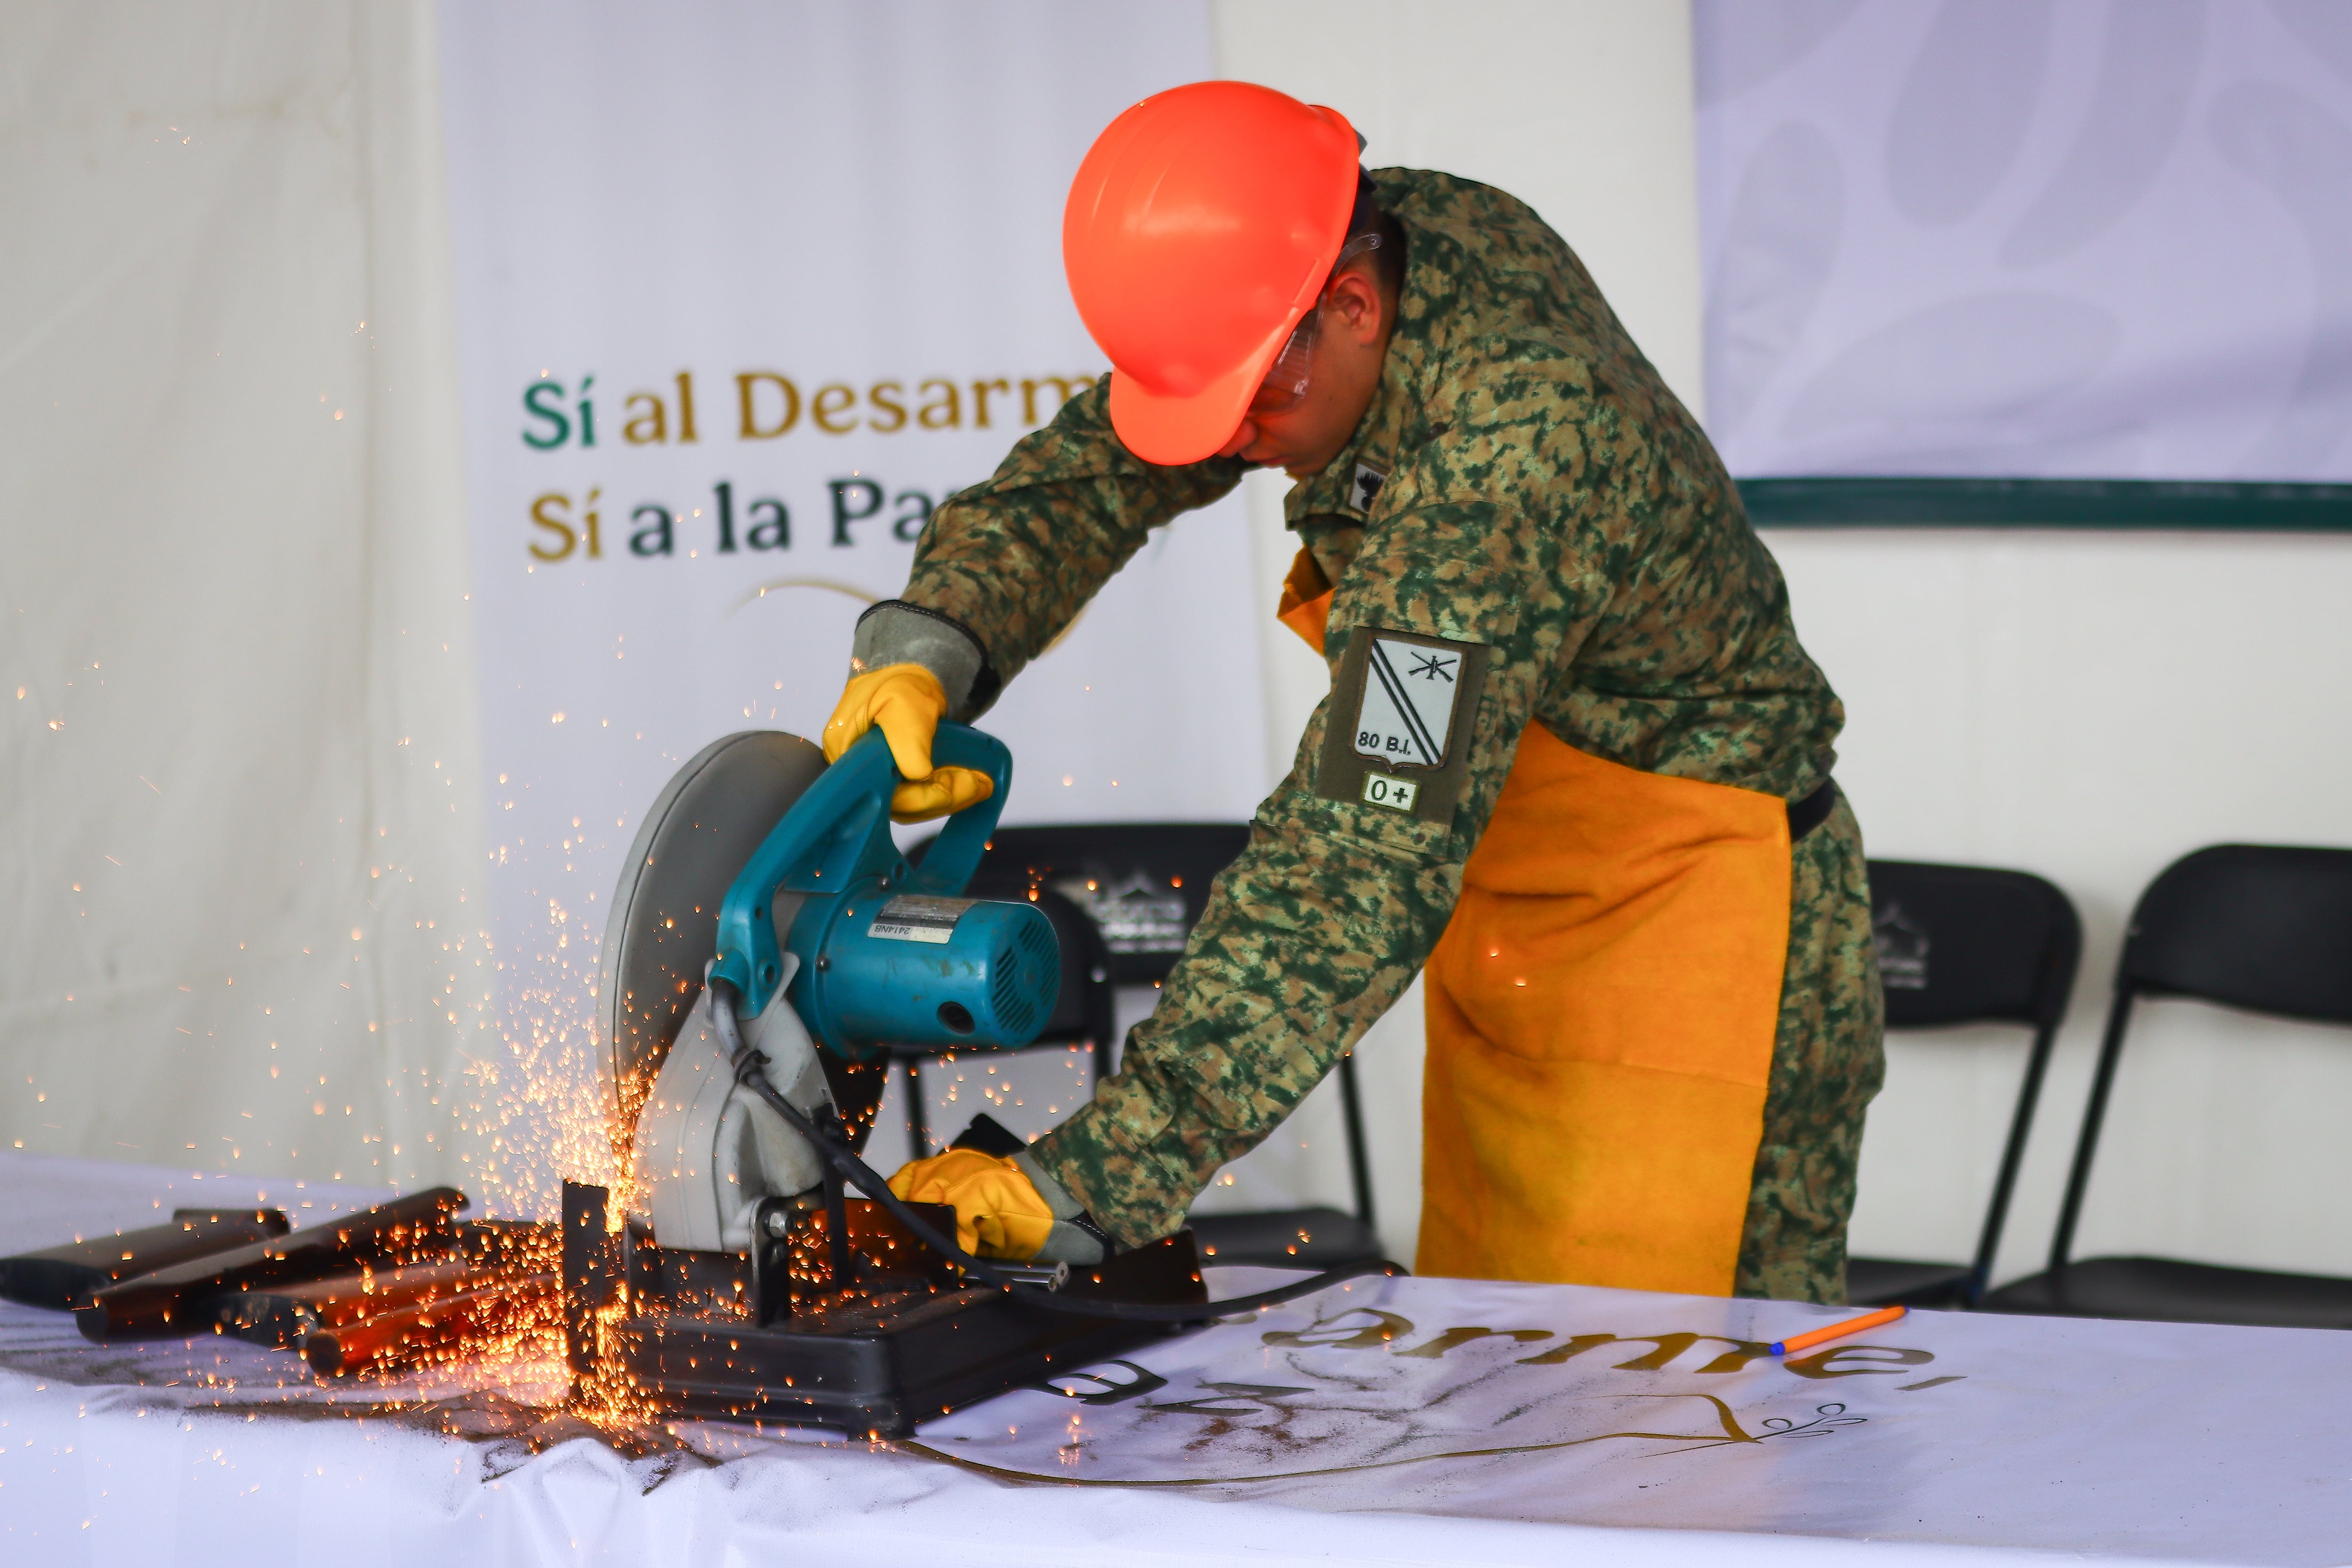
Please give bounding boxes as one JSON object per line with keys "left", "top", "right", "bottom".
{"left": 597, "top": 730, "right": 826, "bottom": 1139}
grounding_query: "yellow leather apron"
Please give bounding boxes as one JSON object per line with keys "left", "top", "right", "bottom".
{"left": 1280, "top": 551, "right": 1791, "bottom": 1294}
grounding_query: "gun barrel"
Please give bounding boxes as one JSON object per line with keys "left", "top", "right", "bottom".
{"left": 78, "top": 1188, "right": 469, "bottom": 1343}
{"left": 304, "top": 1271, "right": 557, "bottom": 1377}
{"left": 217, "top": 1260, "right": 485, "bottom": 1348}
{"left": 0, "top": 1209, "right": 289, "bottom": 1311}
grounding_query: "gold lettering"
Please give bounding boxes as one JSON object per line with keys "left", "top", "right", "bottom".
{"left": 812, "top": 383, "right": 857, "bottom": 434}
{"left": 582, "top": 486, "right": 602, "bottom": 559}
{"left": 1691, "top": 1339, "right": 1778, "bottom": 1373}
{"left": 916, "top": 377, "right": 961, "bottom": 430}
{"left": 528, "top": 492, "right": 574, "bottom": 561}
{"left": 1782, "top": 1345, "right": 1935, "bottom": 1379}
{"left": 1514, "top": 1332, "right": 1772, "bottom": 1371}
{"left": 737, "top": 372, "right": 801, "bottom": 439}
{"left": 1393, "top": 1327, "right": 1551, "bottom": 1359}
{"left": 622, "top": 393, "right": 667, "bottom": 444}
{"left": 1261, "top": 1308, "right": 1412, "bottom": 1350}
{"left": 1021, "top": 374, "right": 1094, "bottom": 425}
{"left": 675, "top": 370, "right": 698, "bottom": 443}
{"left": 1515, "top": 1334, "right": 1626, "bottom": 1366}
{"left": 971, "top": 377, "right": 1010, "bottom": 428}
{"left": 868, "top": 380, "right": 907, "bottom": 433}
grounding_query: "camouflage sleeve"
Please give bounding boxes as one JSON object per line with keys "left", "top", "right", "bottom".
{"left": 897, "top": 376, "right": 1247, "bottom": 706}
{"left": 1032, "top": 352, "right": 1612, "bottom": 1246}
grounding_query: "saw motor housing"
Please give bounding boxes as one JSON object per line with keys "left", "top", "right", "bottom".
{"left": 621, "top": 724, "right": 1057, "bottom": 1252}
{"left": 787, "top": 884, "right": 1061, "bottom": 1059}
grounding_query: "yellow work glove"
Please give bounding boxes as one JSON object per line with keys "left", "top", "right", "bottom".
{"left": 820, "top": 662, "right": 995, "bottom": 824}
{"left": 887, "top": 1147, "right": 1054, "bottom": 1260}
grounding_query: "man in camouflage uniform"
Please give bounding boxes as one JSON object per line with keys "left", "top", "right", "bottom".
{"left": 838, "top": 85, "right": 1881, "bottom": 1302}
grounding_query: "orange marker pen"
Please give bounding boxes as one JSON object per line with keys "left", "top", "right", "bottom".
{"left": 1770, "top": 1303, "right": 1907, "bottom": 1356}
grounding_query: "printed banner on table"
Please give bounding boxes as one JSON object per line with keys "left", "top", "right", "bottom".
{"left": 435, "top": 2, "right": 1257, "bottom": 1186}
{"left": 912, "top": 1271, "right": 2352, "bottom": 1562}
{"left": 10, "top": 1166, "right": 2352, "bottom": 1568}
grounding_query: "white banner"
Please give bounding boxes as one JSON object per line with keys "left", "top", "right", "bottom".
{"left": 437, "top": 3, "right": 1258, "bottom": 1189}
{"left": 1695, "top": 0, "right": 2352, "bottom": 481}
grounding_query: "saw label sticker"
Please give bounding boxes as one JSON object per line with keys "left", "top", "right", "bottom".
{"left": 1354, "top": 637, "right": 1463, "bottom": 766}
{"left": 867, "top": 894, "right": 975, "bottom": 944}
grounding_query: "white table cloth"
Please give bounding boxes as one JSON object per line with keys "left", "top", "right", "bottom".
{"left": 5, "top": 1152, "right": 2348, "bottom": 1566}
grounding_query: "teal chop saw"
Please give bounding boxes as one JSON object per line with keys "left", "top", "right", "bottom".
{"left": 563, "top": 723, "right": 1391, "bottom": 1436}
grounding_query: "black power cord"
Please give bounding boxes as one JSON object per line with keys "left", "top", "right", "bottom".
{"left": 707, "top": 978, "right": 1403, "bottom": 1323}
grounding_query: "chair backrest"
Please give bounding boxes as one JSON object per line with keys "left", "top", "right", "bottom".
{"left": 1024, "top": 887, "right": 1117, "bottom": 1052}
{"left": 940, "top": 823, "right": 1253, "bottom": 985}
{"left": 2049, "top": 842, "right": 2352, "bottom": 1271}
{"left": 2119, "top": 844, "right": 2352, "bottom": 1024}
{"left": 1867, "top": 860, "right": 2081, "bottom": 1033}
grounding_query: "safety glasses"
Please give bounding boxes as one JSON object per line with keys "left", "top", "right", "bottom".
{"left": 1248, "top": 231, "right": 1383, "bottom": 416}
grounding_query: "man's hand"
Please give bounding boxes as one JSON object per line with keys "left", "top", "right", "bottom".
{"left": 820, "top": 663, "right": 994, "bottom": 823}
{"left": 888, "top": 1148, "right": 1054, "bottom": 1259}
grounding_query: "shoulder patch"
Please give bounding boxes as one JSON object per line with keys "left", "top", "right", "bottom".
{"left": 1350, "top": 463, "right": 1387, "bottom": 512}
{"left": 1356, "top": 636, "right": 1462, "bottom": 765}
{"left": 1316, "top": 627, "right": 1489, "bottom": 826}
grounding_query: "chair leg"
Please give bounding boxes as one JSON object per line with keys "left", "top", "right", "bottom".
{"left": 1088, "top": 978, "right": 1119, "bottom": 1089}
{"left": 2048, "top": 989, "right": 2137, "bottom": 1274}
{"left": 1971, "top": 1019, "right": 2060, "bottom": 1302}
{"left": 1337, "top": 1052, "right": 1375, "bottom": 1234}
{"left": 903, "top": 1057, "right": 930, "bottom": 1159}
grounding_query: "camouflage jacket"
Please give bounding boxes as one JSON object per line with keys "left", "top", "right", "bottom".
{"left": 862, "top": 168, "right": 1843, "bottom": 1248}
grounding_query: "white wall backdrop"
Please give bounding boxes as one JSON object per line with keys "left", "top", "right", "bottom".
{"left": 0, "top": 1, "right": 489, "bottom": 1195}
{"left": 1778, "top": 527, "right": 2352, "bottom": 1287}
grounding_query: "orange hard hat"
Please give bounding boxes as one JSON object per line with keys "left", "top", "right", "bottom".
{"left": 1063, "top": 81, "right": 1360, "bottom": 466}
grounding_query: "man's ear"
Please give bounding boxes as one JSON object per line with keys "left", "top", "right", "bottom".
{"left": 1328, "top": 269, "right": 1386, "bottom": 344}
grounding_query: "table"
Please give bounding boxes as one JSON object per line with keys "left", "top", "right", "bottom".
{"left": 5, "top": 1152, "right": 2349, "bottom": 1566}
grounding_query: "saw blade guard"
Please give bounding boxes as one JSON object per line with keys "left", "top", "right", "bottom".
{"left": 598, "top": 730, "right": 829, "bottom": 1148}
{"left": 712, "top": 724, "right": 1059, "bottom": 1060}
{"left": 630, "top": 952, "right": 833, "bottom": 1251}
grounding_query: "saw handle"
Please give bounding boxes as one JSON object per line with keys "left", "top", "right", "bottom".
{"left": 710, "top": 722, "right": 1012, "bottom": 1020}
{"left": 907, "top": 721, "right": 1014, "bottom": 895}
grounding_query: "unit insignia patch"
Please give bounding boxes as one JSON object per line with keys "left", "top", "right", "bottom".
{"left": 1314, "top": 627, "right": 1490, "bottom": 827}
{"left": 1353, "top": 637, "right": 1462, "bottom": 767}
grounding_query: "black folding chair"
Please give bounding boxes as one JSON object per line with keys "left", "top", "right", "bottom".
{"left": 944, "top": 823, "right": 1385, "bottom": 1268}
{"left": 1846, "top": 860, "right": 2080, "bottom": 1308}
{"left": 1981, "top": 844, "right": 2352, "bottom": 1327}
{"left": 892, "top": 887, "right": 1115, "bottom": 1159}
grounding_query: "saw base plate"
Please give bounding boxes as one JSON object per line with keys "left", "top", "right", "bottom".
{"left": 565, "top": 1181, "right": 1208, "bottom": 1437}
